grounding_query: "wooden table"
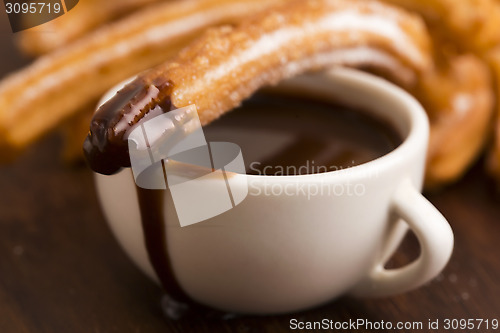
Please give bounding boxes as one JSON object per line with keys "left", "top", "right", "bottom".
{"left": 0, "top": 13, "right": 499, "bottom": 333}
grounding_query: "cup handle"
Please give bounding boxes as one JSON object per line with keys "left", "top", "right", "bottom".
{"left": 350, "top": 179, "right": 454, "bottom": 297}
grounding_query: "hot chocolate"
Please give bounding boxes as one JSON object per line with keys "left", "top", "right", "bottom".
{"left": 203, "top": 92, "right": 401, "bottom": 176}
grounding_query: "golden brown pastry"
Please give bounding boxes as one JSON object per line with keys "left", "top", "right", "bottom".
{"left": 83, "top": 0, "right": 432, "bottom": 174}
{"left": 0, "top": 0, "right": 291, "bottom": 162}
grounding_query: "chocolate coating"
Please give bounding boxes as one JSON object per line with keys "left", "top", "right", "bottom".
{"left": 83, "top": 78, "right": 173, "bottom": 175}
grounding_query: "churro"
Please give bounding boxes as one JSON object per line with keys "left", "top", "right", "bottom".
{"left": 0, "top": 0, "right": 291, "bottom": 162}
{"left": 83, "top": 0, "right": 432, "bottom": 174}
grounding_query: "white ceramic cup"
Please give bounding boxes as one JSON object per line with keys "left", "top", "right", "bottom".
{"left": 94, "top": 68, "right": 454, "bottom": 314}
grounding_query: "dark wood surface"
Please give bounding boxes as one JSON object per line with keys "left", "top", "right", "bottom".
{"left": 0, "top": 13, "right": 499, "bottom": 333}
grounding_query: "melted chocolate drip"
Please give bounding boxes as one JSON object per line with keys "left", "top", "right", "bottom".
{"left": 136, "top": 187, "right": 191, "bottom": 303}
{"left": 83, "top": 77, "right": 173, "bottom": 175}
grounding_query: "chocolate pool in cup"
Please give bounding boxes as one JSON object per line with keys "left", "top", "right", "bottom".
{"left": 94, "top": 68, "right": 454, "bottom": 314}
